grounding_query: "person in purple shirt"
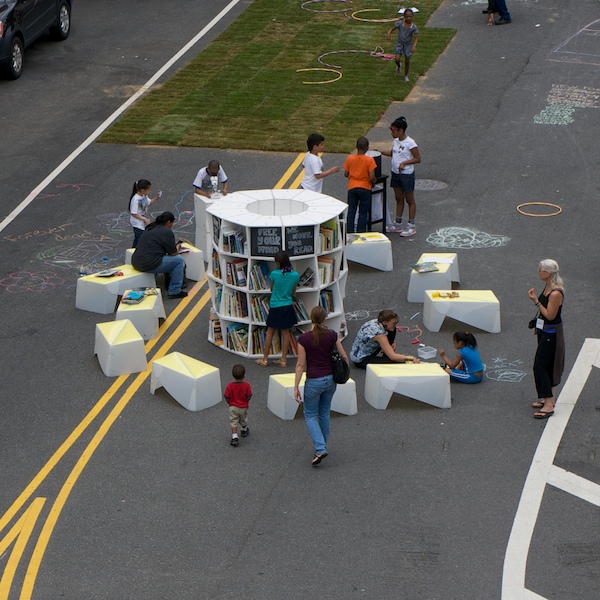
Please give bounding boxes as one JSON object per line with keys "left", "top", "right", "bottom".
{"left": 294, "top": 306, "right": 349, "bottom": 466}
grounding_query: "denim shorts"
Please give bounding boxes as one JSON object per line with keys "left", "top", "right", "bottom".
{"left": 391, "top": 171, "right": 415, "bottom": 192}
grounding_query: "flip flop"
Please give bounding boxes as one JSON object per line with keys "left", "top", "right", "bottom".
{"left": 534, "top": 410, "right": 554, "bottom": 419}
{"left": 311, "top": 452, "right": 328, "bottom": 466}
{"left": 273, "top": 359, "right": 287, "bottom": 367}
{"left": 255, "top": 358, "right": 268, "bottom": 368}
{"left": 532, "top": 401, "right": 545, "bottom": 409}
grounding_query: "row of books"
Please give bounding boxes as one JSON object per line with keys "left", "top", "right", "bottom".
{"left": 317, "top": 257, "right": 336, "bottom": 285}
{"left": 251, "top": 294, "right": 271, "bottom": 323}
{"left": 227, "top": 323, "right": 249, "bottom": 353}
{"left": 211, "top": 249, "right": 221, "bottom": 280}
{"left": 319, "top": 220, "right": 339, "bottom": 252}
{"left": 249, "top": 261, "right": 271, "bottom": 291}
{"left": 221, "top": 289, "right": 249, "bottom": 319}
{"left": 222, "top": 228, "right": 247, "bottom": 255}
{"left": 252, "top": 326, "right": 308, "bottom": 356}
{"left": 320, "top": 289, "right": 334, "bottom": 314}
{"left": 225, "top": 258, "right": 248, "bottom": 287}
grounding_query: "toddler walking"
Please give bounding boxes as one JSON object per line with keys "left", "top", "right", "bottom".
{"left": 439, "top": 331, "right": 484, "bottom": 384}
{"left": 224, "top": 364, "right": 252, "bottom": 446}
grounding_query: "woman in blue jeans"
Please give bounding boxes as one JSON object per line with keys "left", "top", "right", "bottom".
{"left": 294, "top": 306, "right": 349, "bottom": 466}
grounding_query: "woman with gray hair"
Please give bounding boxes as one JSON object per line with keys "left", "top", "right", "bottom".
{"left": 527, "top": 259, "right": 565, "bottom": 419}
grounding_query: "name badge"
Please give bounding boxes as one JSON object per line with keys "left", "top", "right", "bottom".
{"left": 536, "top": 318, "right": 544, "bottom": 330}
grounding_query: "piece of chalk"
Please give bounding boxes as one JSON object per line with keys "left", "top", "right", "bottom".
{"left": 410, "top": 312, "right": 420, "bottom": 320}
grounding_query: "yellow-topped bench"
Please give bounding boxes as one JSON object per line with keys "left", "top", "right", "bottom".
{"left": 94, "top": 319, "right": 147, "bottom": 377}
{"left": 407, "top": 252, "right": 460, "bottom": 302}
{"left": 365, "top": 363, "right": 451, "bottom": 410}
{"left": 116, "top": 290, "right": 166, "bottom": 341}
{"left": 125, "top": 243, "right": 205, "bottom": 282}
{"left": 345, "top": 232, "right": 393, "bottom": 272}
{"left": 423, "top": 289, "right": 501, "bottom": 333}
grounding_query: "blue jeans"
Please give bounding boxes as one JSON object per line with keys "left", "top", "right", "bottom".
{"left": 149, "top": 255, "right": 185, "bottom": 295}
{"left": 302, "top": 375, "right": 336, "bottom": 455}
{"left": 494, "top": 0, "right": 511, "bottom": 20}
{"left": 132, "top": 227, "right": 144, "bottom": 248}
{"left": 347, "top": 187, "right": 371, "bottom": 233}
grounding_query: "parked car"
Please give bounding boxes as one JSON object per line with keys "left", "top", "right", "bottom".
{"left": 0, "top": 0, "right": 72, "bottom": 79}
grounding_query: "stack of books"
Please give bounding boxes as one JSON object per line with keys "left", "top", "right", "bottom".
{"left": 249, "top": 261, "right": 271, "bottom": 290}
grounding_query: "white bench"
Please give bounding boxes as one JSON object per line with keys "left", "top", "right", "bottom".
{"left": 150, "top": 352, "right": 221, "bottom": 412}
{"left": 94, "top": 319, "right": 147, "bottom": 377}
{"left": 407, "top": 253, "right": 460, "bottom": 302}
{"left": 267, "top": 373, "right": 357, "bottom": 420}
{"left": 76, "top": 265, "right": 156, "bottom": 314}
{"left": 365, "top": 363, "right": 451, "bottom": 410}
{"left": 116, "top": 291, "right": 166, "bottom": 341}
{"left": 345, "top": 233, "right": 393, "bottom": 272}
{"left": 125, "top": 243, "right": 205, "bottom": 282}
{"left": 423, "top": 289, "right": 501, "bottom": 333}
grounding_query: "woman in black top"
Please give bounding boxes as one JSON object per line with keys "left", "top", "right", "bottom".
{"left": 527, "top": 259, "right": 565, "bottom": 419}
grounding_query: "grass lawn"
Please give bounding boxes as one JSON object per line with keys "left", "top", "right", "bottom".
{"left": 99, "top": 0, "right": 454, "bottom": 153}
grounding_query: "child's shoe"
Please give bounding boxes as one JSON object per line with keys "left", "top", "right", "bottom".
{"left": 240, "top": 427, "right": 249, "bottom": 437}
{"left": 404, "top": 76, "right": 410, "bottom": 82}
{"left": 230, "top": 437, "right": 239, "bottom": 447}
{"left": 400, "top": 224, "right": 416, "bottom": 237}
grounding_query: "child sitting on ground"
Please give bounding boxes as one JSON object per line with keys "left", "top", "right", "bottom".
{"left": 439, "top": 331, "right": 484, "bottom": 384}
{"left": 224, "top": 364, "right": 252, "bottom": 446}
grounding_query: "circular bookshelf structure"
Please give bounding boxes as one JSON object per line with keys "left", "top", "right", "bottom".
{"left": 205, "top": 189, "right": 349, "bottom": 358}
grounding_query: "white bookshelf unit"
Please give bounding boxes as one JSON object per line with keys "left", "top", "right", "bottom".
{"left": 206, "top": 189, "right": 348, "bottom": 358}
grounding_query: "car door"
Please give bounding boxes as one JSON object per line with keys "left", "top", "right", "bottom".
{"left": 20, "top": 0, "right": 51, "bottom": 43}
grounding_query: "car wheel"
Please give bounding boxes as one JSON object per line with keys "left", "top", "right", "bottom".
{"left": 50, "top": 1, "right": 71, "bottom": 41}
{"left": 7, "top": 37, "right": 24, "bottom": 79}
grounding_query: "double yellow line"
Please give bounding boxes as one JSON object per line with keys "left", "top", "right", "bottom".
{"left": 0, "top": 155, "right": 307, "bottom": 599}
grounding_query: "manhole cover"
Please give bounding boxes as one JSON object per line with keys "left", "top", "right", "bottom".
{"left": 415, "top": 179, "right": 448, "bottom": 191}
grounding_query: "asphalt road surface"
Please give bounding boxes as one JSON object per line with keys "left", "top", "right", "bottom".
{"left": 1, "top": 1, "right": 599, "bottom": 599}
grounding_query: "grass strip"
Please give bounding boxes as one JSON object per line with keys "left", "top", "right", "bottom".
{"left": 99, "top": 0, "right": 454, "bottom": 153}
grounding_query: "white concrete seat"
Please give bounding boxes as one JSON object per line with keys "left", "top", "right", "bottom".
{"left": 94, "top": 319, "right": 147, "bottom": 377}
{"left": 423, "top": 289, "right": 501, "bottom": 333}
{"left": 126, "top": 244, "right": 205, "bottom": 282}
{"left": 267, "top": 373, "right": 357, "bottom": 420}
{"left": 150, "top": 352, "right": 221, "bottom": 411}
{"left": 116, "top": 291, "right": 166, "bottom": 341}
{"left": 365, "top": 363, "right": 451, "bottom": 410}
{"left": 407, "top": 252, "right": 460, "bottom": 302}
{"left": 76, "top": 265, "right": 155, "bottom": 314}
{"left": 345, "top": 233, "right": 393, "bottom": 272}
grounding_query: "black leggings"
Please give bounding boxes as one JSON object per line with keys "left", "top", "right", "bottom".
{"left": 533, "top": 332, "right": 556, "bottom": 399}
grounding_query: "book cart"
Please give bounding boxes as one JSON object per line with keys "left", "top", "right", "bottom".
{"left": 206, "top": 189, "right": 349, "bottom": 359}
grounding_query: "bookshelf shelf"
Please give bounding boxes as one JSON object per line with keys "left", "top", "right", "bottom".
{"left": 206, "top": 189, "right": 348, "bottom": 358}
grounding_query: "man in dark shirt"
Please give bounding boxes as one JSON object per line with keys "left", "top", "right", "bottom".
{"left": 132, "top": 211, "right": 187, "bottom": 299}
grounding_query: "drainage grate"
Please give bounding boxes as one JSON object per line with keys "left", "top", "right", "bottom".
{"left": 415, "top": 179, "right": 448, "bottom": 191}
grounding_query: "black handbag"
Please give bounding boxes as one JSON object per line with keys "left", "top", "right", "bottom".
{"left": 528, "top": 310, "right": 540, "bottom": 333}
{"left": 331, "top": 335, "right": 350, "bottom": 384}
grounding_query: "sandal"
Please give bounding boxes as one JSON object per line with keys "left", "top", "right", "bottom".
{"left": 311, "top": 452, "right": 328, "bottom": 466}
{"left": 533, "top": 410, "right": 554, "bottom": 419}
{"left": 532, "top": 401, "right": 545, "bottom": 409}
{"left": 273, "top": 359, "right": 287, "bottom": 367}
{"left": 255, "top": 358, "right": 268, "bottom": 368}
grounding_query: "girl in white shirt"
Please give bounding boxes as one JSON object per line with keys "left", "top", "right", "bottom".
{"left": 129, "top": 179, "right": 161, "bottom": 247}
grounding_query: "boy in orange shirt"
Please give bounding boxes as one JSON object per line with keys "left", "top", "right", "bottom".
{"left": 343, "top": 137, "right": 377, "bottom": 233}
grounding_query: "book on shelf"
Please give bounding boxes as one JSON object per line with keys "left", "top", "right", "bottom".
{"left": 225, "top": 260, "right": 234, "bottom": 285}
{"left": 211, "top": 249, "right": 221, "bottom": 279}
{"left": 319, "top": 220, "right": 338, "bottom": 251}
{"left": 215, "top": 283, "right": 223, "bottom": 312}
{"left": 319, "top": 289, "right": 334, "bottom": 314}
{"left": 227, "top": 323, "right": 249, "bottom": 353}
{"left": 210, "top": 318, "right": 224, "bottom": 345}
{"left": 249, "top": 261, "right": 271, "bottom": 291}
{"left": 411, "top": 262, "right": 439, "bottom": 273}
{"left": 251, "top": 294, "right": 270, "bottom": 323}
{"left": 252, "top": 326, "right": 280, "bottom": 355}
{"left": 233, "top": 258, "right": 248, "bottom": 286}
{"left": 223, "top": 228, "right": 246, "bottom": 255}
{"left": 221, "top": 289, "right": 248, "bottom": 318}
{"left": 292, "top": 296, "right": 310, "bottom": 322}
{"left": 298, "top": 266, "right": 315, "bottom": 288}
{"left": 288, "top": 326, "right": 309, "bottom": 357}
{"left": 317, "top": 256, "right": 335, "bottom": 285}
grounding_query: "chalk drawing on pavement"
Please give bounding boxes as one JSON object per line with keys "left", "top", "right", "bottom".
{"left": 485, "top": 358, "right": 527, "bottom": 383}
{"left": 548, "top": 19, "right": 600, "bottom": 66}
{"left": 427, "top": 227, "right": 510, "bottom": 249}
{"left": 533, "top": 84, "right": 600, "bottom": 125}
{"left": 0, "top": 271, "right": 65, "bottom": 293}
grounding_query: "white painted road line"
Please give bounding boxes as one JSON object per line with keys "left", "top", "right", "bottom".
{"left": 0, "top": 0, "right": 244, "bottom": 235}
{"left": 548, "top": 465, "right": 600, "bottom": 508}
{"left": 502, "top": 338, "right": 600, "bottom": 600}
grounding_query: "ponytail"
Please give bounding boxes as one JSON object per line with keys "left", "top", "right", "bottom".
{"left": 453, "top": 331, "right": 477, "bottom": 348}
{"left": 129, "top": 178, "right": 151, "bottom": 208}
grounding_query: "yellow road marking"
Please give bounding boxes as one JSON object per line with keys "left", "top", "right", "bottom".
{"left": 19, "top": 289, "right": 212, "bottom": 599}
{"left": 274, "top": 153, "right": 304, "bottom": 189}
{"left": 0, "top": 280, "right": 205, "bottom": 538}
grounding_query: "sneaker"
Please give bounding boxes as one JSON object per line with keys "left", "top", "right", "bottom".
{"left": 386, "top": 223, "right": 403, "bottom": 233}
{"left": 230, "top": 437, "right": 239, "bottom": 447}
{"left": 240, "top": 427, "right": 249, "bottom": 437}
{"left": 404, "top": 76, "right": 410, "bottom": 82}
{"left": 400, "top": 225, "right": 416, "bottom": 237}
{"left": 167, "top": 291, "right": 188, "bottom": 299}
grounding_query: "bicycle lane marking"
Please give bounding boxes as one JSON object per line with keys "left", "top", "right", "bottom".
{"left": 502, "top": 338, "right": 600, "bottom": 600}
{"left": 0, "top": 0, "right": 244, "bottom": 235}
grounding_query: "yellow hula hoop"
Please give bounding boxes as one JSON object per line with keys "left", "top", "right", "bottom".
{"left": 296, "top": 68, "right": 343, "bottom": 85}
{"left": 516, "top": 202, "right": 563, "bottom": 217}
{"left": 349, "top": 9, "right": 398, "bottom": 23}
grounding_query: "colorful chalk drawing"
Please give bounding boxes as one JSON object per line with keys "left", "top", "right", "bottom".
{"left": 0, "top": 271, "right": 65, "bottom": 293}
{"left": 533, "top": 84, "right": 600, "bottom": 125}
{"left": 485, "top": 357, "right": 527, "bottom": 383}
{"left": 426, "top": 227, "right": 510, "bottom": 249}
{"left": 36, "top": 239, "right": 122, "bottom": 273}
{"left": 548, "top": 19, "right": 600, "bottom": 66}
{"left": 35, "top": 182, "right": 94, "bottom": 200}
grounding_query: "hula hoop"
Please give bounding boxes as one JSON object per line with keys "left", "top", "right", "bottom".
{"left": 349, "top": 9, "right": 399, "bottom": 23}
{"left": 516, "top": 202, "right": 563, "bottom": 217}
{"left": 301, "top": 0, "right": 352, "bottom": 13}
{"left": 296, "top": 67, "right": 343, "bottom": 85}
{"left": 318, "top": 47, "right": 394, "bottom": 69}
